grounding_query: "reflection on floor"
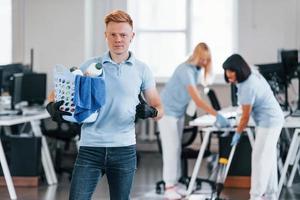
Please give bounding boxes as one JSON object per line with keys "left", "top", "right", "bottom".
{"left": 0, "top": 152, "right": 299, "bottom": 200}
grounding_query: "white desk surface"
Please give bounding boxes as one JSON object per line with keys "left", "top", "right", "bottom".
{"left": 189, "top": 107, "right": 246, "bottom": 128}
{"left": 187, "top": 107, "right": 300, "bottom": 197}
{"left": 283, "top": 116, "right": 300, "bottom": 128}
{"left": 190, "top": 107, "right": 299, "bottom": 128}
{"left": 0, "top": 110, "right": 49, "bottom": 126}
{"left": 0, "top": 108, "right": 54, "bottom": 199}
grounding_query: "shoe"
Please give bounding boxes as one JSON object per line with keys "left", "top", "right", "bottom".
{"left": 175, "top": 183, "right": 187, "bottom": 196}
{"left": 164, "top": 185, "right": 184, "bottom": 200}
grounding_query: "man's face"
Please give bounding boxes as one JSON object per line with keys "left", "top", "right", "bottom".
{"left": 105, "top": 22, "right": 135, "bottom": 56}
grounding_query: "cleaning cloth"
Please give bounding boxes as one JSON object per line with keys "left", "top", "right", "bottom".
{"left": 73, "top": 75, "right": 105, "bottom": 122}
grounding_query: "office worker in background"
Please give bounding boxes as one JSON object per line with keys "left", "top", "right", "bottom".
{"left": 159, "top": 42, "right": 230, "bottom": 199}
{"left": 47, "top": 10, "right": 163, "bottom": 200}
{"left": 223, "top": 54, "right": 284, "bottom": 200}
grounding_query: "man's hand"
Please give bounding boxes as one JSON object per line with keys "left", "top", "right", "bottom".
{"left": 231, "top": 132, "right": 241, "bottom": 146}
{"left": 46, "top": 100, "right": 72, "bottom": 123}
{"left": 135, "top": 94, "right": 158, "bottom": 120}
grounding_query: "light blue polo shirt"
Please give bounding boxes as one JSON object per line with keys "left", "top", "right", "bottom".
{"left": 161, "top": 62, "right": 201, "bottom": 118}
{"left": 79, "top": 51, "right": 155, "bottom": 147}
{"left": 237, "top": 70, "right": 284, "bottom": 128}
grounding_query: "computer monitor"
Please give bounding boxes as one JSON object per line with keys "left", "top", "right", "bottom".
{"left": 9, "top": 73, "right": 24, "bottom": 110}
{"left": 0, "top": 63, "right": 25, "bottom": 95}
{"left": 21, "top": 73, "right": 47, "bottom": 106}
{"left": 256, "top": 63, "right": 286, "bottom": 87}
{"left": 256, "top": 63, "right": 288, "bottom": 110}
{"left": 280, "top": 50, "right": 300, "bottom": 112}
{"left": 280, "top": 50, "right": 299, "bottom": 82}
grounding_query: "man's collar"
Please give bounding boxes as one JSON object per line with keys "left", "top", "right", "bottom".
{"left": 125, "top": 52, "right": 135, "bottom": 65}
{"left": 102, "top": 51, "right": 135, "bottom": 65}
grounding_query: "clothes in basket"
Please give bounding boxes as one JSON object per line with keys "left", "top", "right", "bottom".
{"left": 54, "top": 64, "right": 105, "bottom": 123}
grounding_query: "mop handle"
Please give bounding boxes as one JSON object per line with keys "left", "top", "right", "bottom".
{"left": 224, "top": 143, "right": 237, "bottom": 179}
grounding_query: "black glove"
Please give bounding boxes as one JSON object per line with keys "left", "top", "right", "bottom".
{"left": 46, "top": 100, "right": 72, "bottom": 123}
{"left": 135, "top": 93, "right": 158, "bottom": 121}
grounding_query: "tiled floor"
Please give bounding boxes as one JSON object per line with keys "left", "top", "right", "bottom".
{"left": 0, "top": 152, "right": 299, "bottom": 200}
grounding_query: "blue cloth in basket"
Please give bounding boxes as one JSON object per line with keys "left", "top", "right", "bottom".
{"left": 73, "top": 75, "right": 105, "bottom": 122}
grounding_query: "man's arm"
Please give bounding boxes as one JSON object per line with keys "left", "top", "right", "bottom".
{"left": 143, "top": 88, "right": 164, "bottom": 120}
{"left": 48, "top": 90, "right": 55, "bottom": 102}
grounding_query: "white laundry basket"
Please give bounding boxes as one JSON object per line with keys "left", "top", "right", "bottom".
{"left": 53, "top": 64, "right": 99, "bottom": 123}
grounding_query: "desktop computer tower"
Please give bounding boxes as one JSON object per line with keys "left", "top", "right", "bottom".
{"left": 0, "top": 135, "right": 41, "bottom": 176}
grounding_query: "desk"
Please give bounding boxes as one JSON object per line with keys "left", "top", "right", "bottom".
{"left": 186, "top": 114, "right": 254, "bottom": 196}
{"left": 187, "top": 109, "right": 300, "bottom": 199}
{"left": 277, "top": 116, "right": 300, "bottom": 197}
{"left": 0, "top": 111, "right": 57, "bottom": 199}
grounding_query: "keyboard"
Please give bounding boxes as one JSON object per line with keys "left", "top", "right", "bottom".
{"left": 22, "top": 106, "right": 45, "bottom": 115}
{"left": 0, "top": 109, "right": 22, "bottom": 116}
{"left": 291, "top": 109, "right": 300, "bottom": 117}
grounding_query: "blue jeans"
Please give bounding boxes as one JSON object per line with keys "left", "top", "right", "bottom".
{"left": 69, "top": 145, "right": 137, "bottom": 200}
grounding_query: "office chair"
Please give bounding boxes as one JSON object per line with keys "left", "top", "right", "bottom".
{"left": 155, "top": 88, "right": 223, "bottom": 194}
{"left": 202, "top": 87, "right": 222, "bottom": 161}
{"left": 41, "top": 119, "right": 81, "bottom": 180}
{"left": 204, "top": 87, "right": 221, "bottom": 111}
{"left": 155, "top": 111, "right": 219, "bottom": 194}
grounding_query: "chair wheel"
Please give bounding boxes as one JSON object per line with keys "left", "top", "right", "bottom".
{"left": 179, "top": 176, "right": 190, "bottom": 188}
{"left": 155, "top": 180, "right": 165, "bottom": 194}
{"left": 195, "top": 179, "right": 202, "bottom": 190}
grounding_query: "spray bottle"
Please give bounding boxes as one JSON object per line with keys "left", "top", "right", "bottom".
{"left": 86, "top": 63, "right": 103, "bottom": 77}
{"left": 70, "top": 66, "right": 83, "bottom": 75}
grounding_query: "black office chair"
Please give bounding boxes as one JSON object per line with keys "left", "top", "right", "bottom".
{"left": 201, "top": 87, "right": 222, "bottom": 159}
{"left": 155, "top": 88, "right": 223, "bottom": 194}
{"left": 205, "top": 87, "right": 221, "bottom": 111}
{"left": 203, "top": 86, "right": 224, "bottom": 150}
{"left": 155, "top": 110, "right": 220, "bottom": 194}
{"left": 178, "top": 117, "right": 216, "bottom": 191}
{"left": 41, "top": 119, "right": 81, "bottom": 180}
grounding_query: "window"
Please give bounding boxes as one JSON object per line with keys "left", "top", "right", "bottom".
{"left": 191, "top": 0, "right": 236, "bottom": 76}
{"left": 128, "top": 0, "right": 236, "bottom": 78}
{"left": 0, "top": 0, "right": 12, "bottom": 65}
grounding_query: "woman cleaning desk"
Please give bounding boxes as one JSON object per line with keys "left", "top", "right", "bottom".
{"left": 223, "top": 54, "right": 284, "bottom": 200}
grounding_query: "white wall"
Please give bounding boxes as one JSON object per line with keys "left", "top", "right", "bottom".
{"left": 12, "top": 0, "right": 126, "bottom": 93}
{"left": 238, "top": 0, "right": 300, "bottom": 65}
{"left": 236, "top": 0, "right": 300, "bottom": 108}
{"left": 12, "top": 0, "right": 300, "bottom": 105}
{"left": 88, "top": 0, "right": 127, "bottom": 57}
{"left": 13, "top": 0, "right": 85, "bottom": 93}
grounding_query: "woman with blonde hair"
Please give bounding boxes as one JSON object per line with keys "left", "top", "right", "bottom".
{"left": 159, "top": 42, "right": 229, "bottom": 199}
